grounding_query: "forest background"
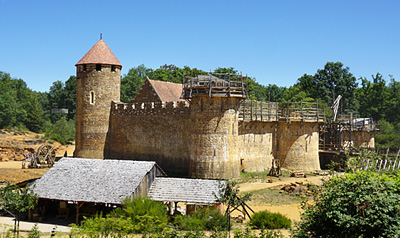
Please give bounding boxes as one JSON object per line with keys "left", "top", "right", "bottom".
{"left": 0, "top": 61, "right": 399, "bottom": 148}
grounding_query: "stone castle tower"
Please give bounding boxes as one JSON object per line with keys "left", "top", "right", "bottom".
{"left": 182, "top": 75, "right": 246, "bottom": 178}
{"left": 74, "top": 40, "right": 122, "bottom": 159}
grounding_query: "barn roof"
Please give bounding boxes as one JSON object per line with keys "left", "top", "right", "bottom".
{"left": 32, "top": 158, "right": 160, "bottom": 204}
{"left": 76, "top": 40, "right": 122, "bottom": 67}
{"left": 149, "top": 79, "right": 184, "bottom": 102}
{"left": 148, "top": 177, "right": 225, "bottom": 204}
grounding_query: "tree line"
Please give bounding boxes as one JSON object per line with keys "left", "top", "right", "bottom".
{"left": 1, "top": 61, "right": 399, "bottom": 146}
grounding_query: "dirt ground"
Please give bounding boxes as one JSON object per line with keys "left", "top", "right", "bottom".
{"left": 0, "top": 130, "right": 75, "bottom": 184}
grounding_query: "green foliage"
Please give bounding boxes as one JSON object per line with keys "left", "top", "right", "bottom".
{"left": 74, "top": 197, "right": 168, "bottom": 237}
{"left": 249, "top": 210, "right": 291, "bottom": 229}
{"left": 121, "top": 64, "right": 152, "bottom": 102}
{"left": 297, "top": 62, "right": 358, "bottom": 114}
{"left": 0, "top": 183, "right": 38, "bottom": 236}
{"left": 292, "top": 171, "right": 400, "bottom": 237}
{"left": 174, "top": 208, "right": 227, "bottom": 231}
{"left": 234, "top": 227, "right": 284, "bottom": 238}
{"left": 44, "top": 116, "right": 75, "bottom": 145}
{"left": 121, "top": 196, "right": 169, "bottom": 233}
{"left": 27, "top": 223, "right": 42, "bottom": 238}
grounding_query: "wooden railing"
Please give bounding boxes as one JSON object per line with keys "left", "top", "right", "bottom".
{"left": 182, "top": 74, "right": 246, "bottom": 98}
{"left": 239, "top": 100, "right": 325, "bottom": 122}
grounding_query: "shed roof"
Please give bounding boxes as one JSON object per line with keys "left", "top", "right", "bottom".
{"left": 76, "top": 40, "right": 122, "bottom": 67}
{"left": 149, "top": 79, "right": 184, "bottom": 102}
{"left": 148, "top": 177, "right": 225, "bottom": 204}
{"left": 32, "top": 158, "right": 159, "bottom": 204}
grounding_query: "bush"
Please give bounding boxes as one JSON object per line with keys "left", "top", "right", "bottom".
{"left": 73, "top": 197, "right": 169, "bottom": 236}
{"left": 292, "top": 171, "right": 400, "bottom": 237}
{"left": 249, "top": 210, "right": 291, "bottom": 229}
{"left": 234, "top": 228, "right": 284, "bottom": 238}
{"left": 174, "top": 208, "right": 228, "bottom": 231}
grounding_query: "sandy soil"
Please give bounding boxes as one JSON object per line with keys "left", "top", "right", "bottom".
{"left": 0, "top": 130, "right": 75, "bottom": 183}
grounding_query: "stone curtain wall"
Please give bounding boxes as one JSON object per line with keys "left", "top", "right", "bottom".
{"left": 238, "top": 121, "right": 276, "bottom": 173}
{"left": 75, "top": 64, "right": 121, "bottom": 159}
{"left": 105, "top": 101, "right": 191, "bottom": 174}
{"left": 276, "top": 122, "right": 320, "bottom": 171}
{"left": 342, "top": 130, "right": 375, "bottom": 148}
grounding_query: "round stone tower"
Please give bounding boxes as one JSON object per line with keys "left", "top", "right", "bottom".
{"left": 74, "top": 39, "right": 122, "bottom": 159}
{"left": 182, "top": 74, "right": 246, "bottom": 179}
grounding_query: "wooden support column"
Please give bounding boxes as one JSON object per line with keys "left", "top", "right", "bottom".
{"left": 75, "top": 202, "right": 84, "bottom": 224}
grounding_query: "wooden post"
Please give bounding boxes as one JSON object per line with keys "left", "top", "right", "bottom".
{"left": 75, "top": 202, "right": 84, "bottom": 224}
{"left": 250, "top": 100, "right": 253, "bottom": 121}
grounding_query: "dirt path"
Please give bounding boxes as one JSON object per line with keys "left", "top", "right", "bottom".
{"left": 239, "top": 175, "right": 327, "bottom": 192}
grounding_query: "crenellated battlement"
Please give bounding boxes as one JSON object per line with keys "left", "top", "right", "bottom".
{"left": 111, "top": 101, "right": 190, "bottom": 116}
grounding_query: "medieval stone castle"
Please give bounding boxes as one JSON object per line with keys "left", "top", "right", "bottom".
{"left": 74, "top": 40, "right": 375, "bottom": 179}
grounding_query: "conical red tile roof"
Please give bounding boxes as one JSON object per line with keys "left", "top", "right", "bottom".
{"left": 76, "top": 40, "right": 122, "bottom": 67}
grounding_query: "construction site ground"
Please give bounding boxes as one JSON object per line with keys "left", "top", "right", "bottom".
{"left": 0, "top": 131, "right": 329, "bottom": 237}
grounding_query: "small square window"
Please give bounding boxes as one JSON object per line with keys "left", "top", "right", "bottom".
{"left": 111, "top": 65, "right": 116, "bottom": 72}
{"left": 96, "top": 64, "right": 101, "bottom": 71}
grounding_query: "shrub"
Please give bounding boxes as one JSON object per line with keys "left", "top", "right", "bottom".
{"left": 27, "top": 224, "right": 42, "bottom": 238}
{"left": 234, "top": 228, "right": 284, "bottom": 238}
{"left": 249, "top": 210, "right": 291, "bottom": 229}
{"left": 174, "top": 208, "right": 228, "bottom": 231}
{"left": 74, "top": 197, "right": 169, "bottom": 237}
{"left": 292, "top": 171, "right": 400, "bottom": 237}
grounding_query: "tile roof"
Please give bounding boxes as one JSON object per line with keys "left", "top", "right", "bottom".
{"left": 148, "top": 177, "right": 226, "bottom": 204}
{"left": 149, "top": 79, "right": 184, "bottom": 102}
{"left": 32, "top": 158, "right": 157, "bottom": 204}
{"left": 76, "top": 40, "right": 122, "bottom": 67}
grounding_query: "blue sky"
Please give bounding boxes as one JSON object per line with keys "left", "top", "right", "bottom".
{"left": 1, "top": 0, "right": 399, "bottom": 92}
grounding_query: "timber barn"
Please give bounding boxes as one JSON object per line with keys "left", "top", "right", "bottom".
{"left": 32, "top": 158, "right": 224, "bottom": 223}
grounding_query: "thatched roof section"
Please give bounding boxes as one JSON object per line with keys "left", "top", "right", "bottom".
{"left": 32, "top": 158, "right": 159, "bottom": 204}
{"left": 148, "top": 177, "right": 225, "bottom": 204}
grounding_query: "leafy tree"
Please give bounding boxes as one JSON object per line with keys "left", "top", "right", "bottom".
{"left": 281, "top": 84, "right": 313, "bottom": 102}
{"left": 386, "top": 77, "right": 400, "bottom": 123}
{"left": 44, "top": 116, "right": 75, "bottom": 145}
{"left": 121, "top": 64, "right": 152, "bottom": 102}
{"left": 293, "top": 171, "right": 400, "bottom": 237}
{"left": 0, "top": 183, "right": 38, "bottom": 237}
{"left": 356, "top": 73, "right": 389, "bottom": 121}
{"left": 64, "top": 76, "right": 76, "bottom": 120}
{"left": 24, "top": 91, "right": 45, "bottom": 133}
{"left": 297, "top": 62, "right": 358, "bottom": 114}
{"left": 148, "top": 64, "right": 183, "bottom": 84}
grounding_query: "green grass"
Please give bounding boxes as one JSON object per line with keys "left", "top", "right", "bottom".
{"left": 249, "top": 188, "right": 303, "bottom": 206}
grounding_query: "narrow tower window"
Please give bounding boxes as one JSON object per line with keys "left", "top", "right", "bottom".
{"left": 82, "top": 64, "right": 87, "bottom": 72}
{"left": 90, "top": 92, "right": 95, "bottom": 104}
{"left": 96, "top": 64, "right": 101, "bottom": 71}
{"left": 111, "top": 65, "right": 116, "bottom": 72}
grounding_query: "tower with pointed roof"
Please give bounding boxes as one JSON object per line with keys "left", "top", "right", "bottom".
{"left": 74, "top": 39, "right": 122, "bottom": 159}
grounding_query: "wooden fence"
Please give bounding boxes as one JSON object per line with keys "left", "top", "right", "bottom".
{"left": 359, "top": 158, "right": 400, "bottom": 173}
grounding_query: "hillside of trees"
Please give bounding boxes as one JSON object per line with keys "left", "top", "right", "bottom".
{"left": 1, "top": 62, "right": 400, "bottom": 147}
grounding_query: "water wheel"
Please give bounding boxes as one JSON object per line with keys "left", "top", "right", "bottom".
{"left": 35, "top": 144, "right": 56, "bottom": 167}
